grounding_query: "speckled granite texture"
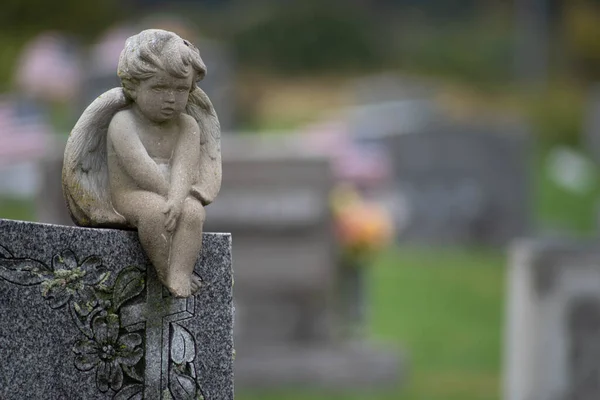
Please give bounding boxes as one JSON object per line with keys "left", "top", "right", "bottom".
{"left": 0, "top": 218, "right": 233, "bottom": 400}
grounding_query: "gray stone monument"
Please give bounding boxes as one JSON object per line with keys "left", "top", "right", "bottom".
{"left": 0, "top": 218, "right": 233, "bottom": 400}
{"left": 205, "top": 135, "right": 401, "bottom": 389}
{"left": 35, "top": 137, "right": 72, "bottom": 225}
{"left": 504, "top": 238, "right": 600, "bottom": 400}
{"left": 345, "top": 76, "right": 532, "bottom": 246}
{"left": 206, "top": 136, "right": 335, "bottom": 344}
{"left": 374, "top": 119, "right": 531, "bottom": 246}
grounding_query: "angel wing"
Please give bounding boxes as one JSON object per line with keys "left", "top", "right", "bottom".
{"left": 186, "top": 86, "right": 222, "bottom": 206}
{"left": 62, "top": 87, "right": 131, "bottom": 228}
{"left": 63, "top": 85, "right": 221, "bottom": 228}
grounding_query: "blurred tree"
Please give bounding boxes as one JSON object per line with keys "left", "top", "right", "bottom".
{"left": 0, "top": 0, "right": 122, "bottom": 39}
{"left": 563, "top": 0, "right": 600, "bottom": 81}
{"left": 0, "top": 0, "right": 124, "bottom": 90}
{"left": 131, "top": 0, "right": 230, "bottom": 5}
{"left": 514, "top": 0, "right": 550, "bottom": 86}
{"left": 232, "top": 0, "right": 383, "bottom": 73}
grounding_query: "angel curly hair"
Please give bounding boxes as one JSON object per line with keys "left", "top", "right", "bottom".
{"left": 117, "top": 29, "right": 213, "bottom": 117}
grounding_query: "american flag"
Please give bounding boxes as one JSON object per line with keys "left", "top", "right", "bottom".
{"left": 0, "top": 98, "right": 52, "bottom": 166}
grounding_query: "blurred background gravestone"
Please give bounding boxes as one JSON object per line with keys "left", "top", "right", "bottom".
{"left": 341, "top": 76, "right": 532, "bottom": 246}
{"left": 35, "top": 137, "right": 72, "bottom": 225}
{"left": 504, "top": 238, "right": 600, "bottom": 400}
{"left": 204, "top": 135, "right": 401, "bottom": 388}
{"left": 380, "top": 120, "right": 531, "bottom": 246}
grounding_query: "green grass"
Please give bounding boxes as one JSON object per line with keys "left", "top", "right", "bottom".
{"left": 534, "top": 144, "right": 600, "bottom": 235}
{"left": 237, "top": 246, "right": 505, "bottom": 400}
{"left": 0, "top": 197, "right": 35, "bottom": 222}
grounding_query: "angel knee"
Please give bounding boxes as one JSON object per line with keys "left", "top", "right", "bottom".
{"left": 181, "top": 199, "right": 205, "bottom": 228}
{"left": 135, "top": 204, "right": 166, "bottom": 228}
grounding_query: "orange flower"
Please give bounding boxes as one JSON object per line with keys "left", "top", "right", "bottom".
{"left": 331, "top": 184, "right": 394, "bottom": 259}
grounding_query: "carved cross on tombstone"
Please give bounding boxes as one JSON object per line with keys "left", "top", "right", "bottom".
{"left": 120, "top": 266, "right": 196, "bottom": 400}
{"left": 0, "top": 220, "right": 232, "bottom": 400}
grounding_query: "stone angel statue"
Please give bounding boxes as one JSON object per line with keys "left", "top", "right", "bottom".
{"left": 62, "top": 29, "right": 221, "bottom": 297}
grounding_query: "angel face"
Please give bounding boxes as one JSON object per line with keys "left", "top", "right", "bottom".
{"left": 133, "top": 69, "right": 194, "bottom": 124}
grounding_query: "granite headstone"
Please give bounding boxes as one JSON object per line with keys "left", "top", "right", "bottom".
{"left": 369, "top": 119, "right": 531, "bottom": 246}
{"left": 35, "top": 138, "right": 72, "bottom": 225}
{"left": 0, "top": 218, "right": 233, "bottom": 400}
{"left": 345, "top": 75, "right": 532, "bottom": 246}
{"left": 504, "top": 238, "right": 600, "bottom": 400}
{"left": 206, "top": 137, "right": 336, "bottom": 345}
{"left": 205, "top": 135, "right": 400, "bottom": 389}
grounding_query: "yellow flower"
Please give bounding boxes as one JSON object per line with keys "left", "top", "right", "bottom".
{"left": 331, "top": 184, "right": 394, "bottom": 259}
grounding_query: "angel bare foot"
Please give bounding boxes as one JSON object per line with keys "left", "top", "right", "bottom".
{"left": 190, "top": 274, "right": 202, "bottom": 294}
{"left": 166, "top": 273, "right": 192, "bottom": 298}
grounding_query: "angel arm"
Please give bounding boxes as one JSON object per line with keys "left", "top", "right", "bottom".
{"left": 168, "top": 115, "right": 200, "bottom": 205}
{"left": 107, "top": 113, "right": 169, "bottom": 197}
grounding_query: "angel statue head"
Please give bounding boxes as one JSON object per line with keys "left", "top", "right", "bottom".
{"left": 63, "top": 29, "right": 222, "bottom": 297}
{"left": 117, "top": 29, "right": 206, "bottom": 120}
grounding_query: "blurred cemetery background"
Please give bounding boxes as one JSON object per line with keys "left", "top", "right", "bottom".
{"left": 3, "top": 0, "right": 600, "bottom": 399}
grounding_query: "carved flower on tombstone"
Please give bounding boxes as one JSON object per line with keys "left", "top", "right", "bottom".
{"left": 0, "top": 246, "right": 203, "bottom": 399}
{"left": 41, "top": 250, "right": 109, "bottom": 310}
{"left": 73, "top": 313, "right": 143, "bottom": 392}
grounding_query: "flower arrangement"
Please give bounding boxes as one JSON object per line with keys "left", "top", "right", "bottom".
{"left": 331, "top": 183, "right": 394, "bottom": 265}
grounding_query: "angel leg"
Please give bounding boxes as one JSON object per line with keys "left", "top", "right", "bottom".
{"left": 112, "top": 191, "right": 171, "bottom": 285}
{"left": 166, "top": 197, "right": 205, "bottom": 297}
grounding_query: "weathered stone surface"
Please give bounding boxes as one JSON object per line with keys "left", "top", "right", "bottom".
{"left": 504, "top": 238, "right": 600, "bottom": 400}
{"left": 0, "top": 218, "right": 233, "bottom": 400}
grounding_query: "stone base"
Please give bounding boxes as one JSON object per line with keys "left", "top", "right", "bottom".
{"left": 0, "top": 219, "right": 233, "bottom": 400}
{"left": 234, "top": 341, "right": 404, "bottom": 389}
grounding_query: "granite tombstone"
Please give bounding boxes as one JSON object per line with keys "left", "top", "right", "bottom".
{"left": 205, "top": 135, "right": 336, "bottom": 345}
{"left": 35, "top": 137, "right": 72, "bottom": 225}
{"left": 346, "top": 75, "right": 532, "bottom": 246}
{"left": 364, "top": 119, "right": 531, "bottom": 246}
{"left": 204, "top": 135, "right": 400, "bottom": 389}
{"left": 504, "top": 238, "right": 600, "bottom": 400}
{"left": 0, "top": 218, "right": 233, "bottom": 400}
